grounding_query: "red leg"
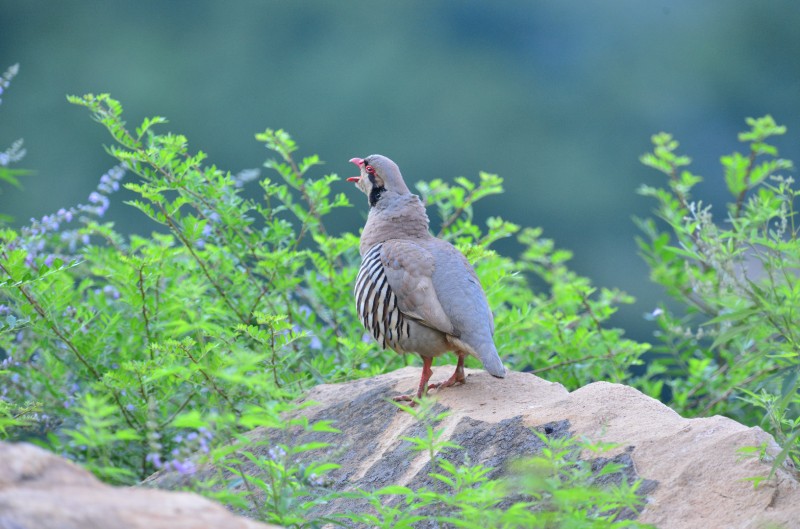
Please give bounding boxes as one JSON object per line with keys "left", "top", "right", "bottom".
{"left": 428, "top": 353, "right": 466, "bottom": 391}
{"left": 393, "top": 356, "right": 434, "bottom": 404}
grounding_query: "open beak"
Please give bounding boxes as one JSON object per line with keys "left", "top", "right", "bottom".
{"left": 347, "top": 157, "right": 364, "bottom": 182}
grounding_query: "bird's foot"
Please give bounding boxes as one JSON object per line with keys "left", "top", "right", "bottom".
{"left": 427, "top": 380, "right": 460, "bottom": 391}
{"left": 427, "top": 374, "right": 466, "bottom": 391}
{"left": 427, "top": 362, "right": 466, "bottom": 392}
{"left": 391, "top": 394, "right": 420, "bottom": 407}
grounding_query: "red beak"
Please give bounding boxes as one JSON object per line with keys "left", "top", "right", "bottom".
{"left": 347, "top": 157, "right": 365, "bottom": 182}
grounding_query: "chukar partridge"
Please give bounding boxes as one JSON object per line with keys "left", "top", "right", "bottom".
{"left": 347, "top": 155, "right": 506, "bottom": 402}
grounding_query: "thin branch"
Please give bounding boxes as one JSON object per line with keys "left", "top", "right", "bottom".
{"left": 436, "top": 187, "right": 479, "bottom": 238}
{"left": 181, "top": 343, "right": 239, "bottom": 416}
{"left": 530, "top": 294, "right": 628, "bottom": 378}
{"left": 157, "top": 203, "right": 248, "bottom": 324}
{"left": 160, "top": 390, "right": 197, "bottom": 429}
{"left": 137, "top": 266, "right": 153, "bottom": 352}
{"left": 531, "top": 350, "right": 624, "bottom": 375}
{"left": 0, "top": 259, "right": 139, "bottom": 430}
{"left": 700, "top": 365, "right": 780, "bottom": 416}
{"left": 734, "top": 149, "right": 758, "bottom": 218}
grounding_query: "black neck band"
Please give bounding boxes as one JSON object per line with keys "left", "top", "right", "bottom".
{"left": 369, "top": 186, "right": 385, "bottom": 207}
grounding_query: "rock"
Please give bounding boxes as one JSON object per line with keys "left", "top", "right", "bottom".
{"left": 299, "top": 367, "right": 800, "bottom": 528}
{"left": 149, "top": 366, "right": 800, "bottom": 529}
{"left": 0, "top": 441, "right": 280, "bottom": 529}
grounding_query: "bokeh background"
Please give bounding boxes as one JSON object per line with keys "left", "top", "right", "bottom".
{"left": 1, "top": 1, "right": 799, "bottom": 342}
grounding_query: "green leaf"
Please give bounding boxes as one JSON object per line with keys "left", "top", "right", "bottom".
{"left": 721, "top": 151, "right": 749, "bottom": 196}
{"left": 170, "top": 410, "right": 207, "bottom": 429}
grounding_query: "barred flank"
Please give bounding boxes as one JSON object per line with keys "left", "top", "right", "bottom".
{"left": 355, "top": 244, "right": 408, "bottom": 350}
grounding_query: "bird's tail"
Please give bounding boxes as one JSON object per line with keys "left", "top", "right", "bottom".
{"left": 471, "top": 339, "right": 506, "bottom": 378}
{"left": 451, "top": 336, "right": 506, "bottom": 378}
{"left": 478, "top": 341, "right": 506, "bottom": 378}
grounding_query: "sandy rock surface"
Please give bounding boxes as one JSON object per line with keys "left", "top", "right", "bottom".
{"left": 0, "top": 442, "right": 280, "bottom": 529}
{"left": 295, "top": 366, "right": 800, "bottom": 529}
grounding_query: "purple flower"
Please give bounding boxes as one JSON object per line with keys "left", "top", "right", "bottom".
{"left": 83, "top": 191, "right": 111, "bottom": 217}
{"left": 55, "top": 208, "right": 74, "bottom": 224}
{"left": 98, "top": 172, "right": 121, "bottom": 193}
{"left": 102, "top": 285, "right": 120, "bottom": 300}
{"left": 145, "top": 452, "right": 163, "bottom": 469}
{"left": 233, "top": 168, "right": 260, "bottom": 188}
{"left": 267, "top": 446, "right": 287, "bottom": 461}
{"left": 170, "top": 458, "right": 197, "bottom": 475}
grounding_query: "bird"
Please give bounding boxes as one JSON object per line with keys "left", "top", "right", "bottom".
{"left": 347, "top": 154, "right": 506, "bottom": 402}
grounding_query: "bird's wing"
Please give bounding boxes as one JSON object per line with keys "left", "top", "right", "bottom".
{"left": 380, "top": 239, "right": 459, "bottom": 337}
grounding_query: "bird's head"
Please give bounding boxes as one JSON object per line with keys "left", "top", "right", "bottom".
{"left": 347, "top": 154, "right": 411, "bottom": 207}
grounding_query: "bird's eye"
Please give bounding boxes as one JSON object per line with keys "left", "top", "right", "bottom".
{"left": 366, "top": 165, "right": 375, "bottom": 173}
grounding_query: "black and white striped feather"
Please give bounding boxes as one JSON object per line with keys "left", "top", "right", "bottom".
{"left": 355, "top": 243, "right": 410, "bottom": 350}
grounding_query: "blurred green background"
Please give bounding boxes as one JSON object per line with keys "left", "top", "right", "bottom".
{"left": 1, "top": 1, "right": 799, "bottom": 341}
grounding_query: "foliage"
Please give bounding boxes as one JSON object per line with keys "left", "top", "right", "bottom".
{"left": 1, "top": 87, "right": 795, "bottom": 525}
{"left": 0, "top": 92, "right": 653, "bottom": 525}
{"left": 201, "top": 402, "right": 341, "bottom": 527}
{"left": 636, "top": 115, "right": 800, "bottom": 472}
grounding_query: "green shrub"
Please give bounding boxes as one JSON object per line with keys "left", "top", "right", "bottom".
{"left": 636, "top": 115, "right": 800, "bottom": 471}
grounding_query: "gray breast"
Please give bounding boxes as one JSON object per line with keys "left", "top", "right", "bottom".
{"left": 355, "top": 243, "right": 410, "bottom": 350}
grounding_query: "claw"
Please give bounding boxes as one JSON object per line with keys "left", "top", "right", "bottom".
{"left": 393, "top": 355, "right": 467, "bottom": 409}
{"left": 392, "top": 394, "right": 418, "bottom": 407}
{"left": 427, "top": 354, "right": 466, "bottom": 391}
